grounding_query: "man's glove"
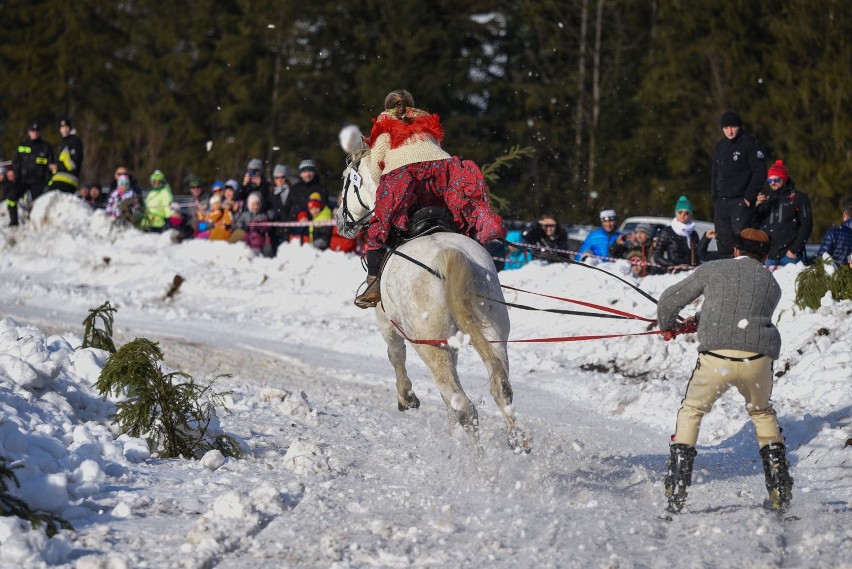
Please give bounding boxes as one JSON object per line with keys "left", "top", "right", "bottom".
{"left": 662, "top": 316, "right": 698, "bottom": 341}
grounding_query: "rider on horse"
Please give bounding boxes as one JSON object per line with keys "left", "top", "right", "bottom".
{"left": 355, "top": 89, "right": 506, "bottom": 308}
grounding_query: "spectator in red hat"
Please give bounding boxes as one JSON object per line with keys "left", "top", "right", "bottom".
{"left": 306, "top": 192, "right": 332, "bottom": 250}
{"left": 753, "top": 160, "right": 813, "bottom": 266}
{"left": 291, "top": 210, "right": 311, "bottom": 245}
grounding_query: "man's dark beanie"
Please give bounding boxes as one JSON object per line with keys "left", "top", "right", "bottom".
{"left": 720, "top": 111, "right": 742, "bottom": 128}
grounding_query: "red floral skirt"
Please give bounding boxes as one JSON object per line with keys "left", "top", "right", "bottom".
{"left": 366, "top": 157, "right": 506, "bottom": 251}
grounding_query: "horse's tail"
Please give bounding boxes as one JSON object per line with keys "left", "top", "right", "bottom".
{"left": 439, "top": 249, "right": 508, "bottom": 375}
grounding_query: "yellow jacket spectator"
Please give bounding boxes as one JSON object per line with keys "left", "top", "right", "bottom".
{"left": 141, "top": 170, "right": 173, "bottom": 231}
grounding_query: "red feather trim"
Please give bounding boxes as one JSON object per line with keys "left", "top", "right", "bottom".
{"left": 368, "top": 113, "right": 445, "bottom": 149}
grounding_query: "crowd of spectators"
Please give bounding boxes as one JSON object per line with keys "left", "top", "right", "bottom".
{"left": 3, "top": 113, "right": 850, "bottom": 273}
{"left": 1, "top": 117, "right": 359, "bottom": 258}
{"left": 71, "top": 159, "right": 358, "bottom": 257}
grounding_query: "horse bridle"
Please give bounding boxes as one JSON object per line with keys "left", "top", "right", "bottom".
{"left": 340, "top": 158, "right": 374, "bottom": 232}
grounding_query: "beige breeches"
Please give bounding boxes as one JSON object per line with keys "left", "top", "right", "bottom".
{"left": 673, "top": 349, "right": 784, "bottom": 448}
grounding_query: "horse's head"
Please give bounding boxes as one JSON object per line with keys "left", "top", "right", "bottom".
{"left": 337, "top": 147, "right": 377, "bottom": 239}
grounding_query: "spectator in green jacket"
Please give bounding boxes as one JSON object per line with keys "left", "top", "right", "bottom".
{"left": 141, "top": 169, "right": 173, "bottom": 232}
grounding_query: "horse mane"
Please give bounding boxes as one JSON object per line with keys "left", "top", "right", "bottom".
{"left": 347, "top": 147, "right": 371, "bottom": 170}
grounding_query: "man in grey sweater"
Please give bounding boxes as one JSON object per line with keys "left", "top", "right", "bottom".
{"left": 657, "top": 228, "right": 793, "bottom": 514}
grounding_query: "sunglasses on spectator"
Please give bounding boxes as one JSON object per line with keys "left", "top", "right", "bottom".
{"left": 274, "top": 175, "right": 286, "bottom": 179}
{"left": 115, "top": 170, "right": 127, "bottom": 176}
{"left": 676, "top": 210, "right": 691, "bottom": 215}
{"left": 767, "top": 177, "right": 783, "bottom": 184}
{"left": 539, "top": 223, "right": 557, "bottom": 228}
{"left": 601, "top": 217, "right": 617, "bottom": 222}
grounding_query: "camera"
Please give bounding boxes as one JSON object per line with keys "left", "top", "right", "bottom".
{"left": 249, "top": 169, "right": 260, "bottom": 177}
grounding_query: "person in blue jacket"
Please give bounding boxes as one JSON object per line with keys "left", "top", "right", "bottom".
{"left": 577, "top": 208, "right": 621, "bottom": 262}
{"left": 816, "top": 200, "right": 852, "bottom": 267}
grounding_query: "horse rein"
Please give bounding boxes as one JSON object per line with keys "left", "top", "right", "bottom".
{"left": 381, "top": 243, "right": 642, "bottom": 321}
{"left": 341, "top": 158, "right": 374, "bottom": 231}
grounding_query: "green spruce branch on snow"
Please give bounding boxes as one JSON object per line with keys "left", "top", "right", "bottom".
{"left": 0, "top": 457, "right": 73, "bottom": 537}
{"left": 96, "top": 338, "right": 241, "bottom": 460}
{"left": 81, "top": 301, "right": 118, "bottom": 354}
{"left": 794, "top": 258, "right": 852, "bottom": 309}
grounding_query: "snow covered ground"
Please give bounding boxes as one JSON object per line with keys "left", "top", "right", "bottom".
{"left": 0, "top": 192, "right": 850, "bottom": 569}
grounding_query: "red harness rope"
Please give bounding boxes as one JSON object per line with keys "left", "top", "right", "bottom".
{"left": 388, "top": 317, "right": 666, "bottom": 346}
{"left": 385, "top": 283, "right": 672, "bottom": 345}
{"left": 500, "top": 285, "right": 655, "bottom": 322}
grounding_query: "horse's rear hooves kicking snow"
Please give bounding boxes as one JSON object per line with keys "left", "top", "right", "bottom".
{"left": 397, "top": 392, "right": 421, "bottom": 412}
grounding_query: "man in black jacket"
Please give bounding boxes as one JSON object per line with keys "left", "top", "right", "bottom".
{"left": 48, "top": 116, "right": 84, "bottom": 194}
{"left": 8, "top": 121, "right": 55, "bottom": 226}
{"left": 753, "top": 160, "right": 813, "bottom": 265}
{"left": 521, "top": 213, "right": 571, "bottom": 263}
{"left": 290, "top": 159, "right": 329, "bottom": 215}
{"left": 267, "top": 164, "right": 297, "bottom": 254}
{"left": 711, "top": 111, "right": 767, "bottom": 258}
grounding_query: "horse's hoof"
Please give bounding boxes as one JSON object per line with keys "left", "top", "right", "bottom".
{"left": 397, "top": 393, "right": 421, "bottom": 412}
{"left": 508, "top": 430, "right": 533, "bottom": 454}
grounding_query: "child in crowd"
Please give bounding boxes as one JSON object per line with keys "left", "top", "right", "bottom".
{"left": 234, "top": 191, "right": 269, "bottom": 254}
{"left": 205, "top": 194, "right": 233, "bottom": 241}
{"left": 306, "top": 192, "right": 332, "bottom": 250}
{"left": 223, "top": 183, "right": 241, "bottom": 217}
{"left": 89, "top": 184, "right": 107, "bottom": 208}
{"left": 106, "top": 174, "right": 141, "bottom": 221}
{"left": 168, "top": 202, "right": 194, "bottom": 240}
{"left": 291, "top": 211, "right": 310, "bottom": 245}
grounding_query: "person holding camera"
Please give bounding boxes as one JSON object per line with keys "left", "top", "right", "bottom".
{"left": 753, "top": 160, "right": 813, "bottom": 266}
{"left": 521, "top": 213, "right": 570, "bottom": 262}
{"left": 241, "top": 158, "right": 270, "bottom": 207}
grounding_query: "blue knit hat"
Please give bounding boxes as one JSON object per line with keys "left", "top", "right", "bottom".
{"left": 675, "top": 195, "right": 693, "bottom": 215}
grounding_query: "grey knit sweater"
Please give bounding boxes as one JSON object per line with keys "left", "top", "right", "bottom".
{"left": 657, "top": 257, "right": 782, "bottom": 359}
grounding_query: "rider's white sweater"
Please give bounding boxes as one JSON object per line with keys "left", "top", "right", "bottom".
{"left": 369, "top": 132, "right": 450, "bottom": 184}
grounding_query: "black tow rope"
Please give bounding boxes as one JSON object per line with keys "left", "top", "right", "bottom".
{"left": 381, "top": 243, "right": 635, "bottom": 320}
{"left": 500, "top": 239, "right": 661, "bottom": 306}
{"left": 381, "top": 244, "right": 444, "bottom": 279}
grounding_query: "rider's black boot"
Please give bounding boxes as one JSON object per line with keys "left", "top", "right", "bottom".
{"left": 664, "top": 443, "right": 697, "bottom": 514}
{"left": 354, "top": 249, "right": 383, "bottom": 309}
{"left": 760, "top": 442, "right": 793, "bottom": 512}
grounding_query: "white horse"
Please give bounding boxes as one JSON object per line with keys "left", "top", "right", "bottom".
{"left": 337, "top": 148, "right": 529, "bottom": 451}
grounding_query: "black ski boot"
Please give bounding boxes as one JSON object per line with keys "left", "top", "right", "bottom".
{"left": 760, "top": 442, "right": 793, "bottom": 512}
{"left": 7, "top": 201, "right": 19, "bottom": 227}
{"left": 664, "top": 443, "right": 697, "bottom": 514}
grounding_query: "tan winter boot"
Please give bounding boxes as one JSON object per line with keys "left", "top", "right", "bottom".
{"left": 354, "top": 275, "right": 381, "bottom": 309}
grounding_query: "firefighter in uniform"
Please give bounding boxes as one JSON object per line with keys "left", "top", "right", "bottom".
{"left": 8, "top": 121, "right": 55, "bottom": 226}
{"left": 48, "top": 116, "right": 84, "bottom": 194}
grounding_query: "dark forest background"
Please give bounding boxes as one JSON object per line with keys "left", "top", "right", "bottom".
{"left": 1, "top": 0, "right": 850, "bottom": 236}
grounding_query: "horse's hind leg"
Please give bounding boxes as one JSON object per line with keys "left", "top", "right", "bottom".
{"left": 377, "top": 313, "right": 420, "bottom": 411}
{"left": 472, "top": 340, "right": 532, "bottom": 452}
{"left": 415, "top": 344, "right": 479, "bottom": 441}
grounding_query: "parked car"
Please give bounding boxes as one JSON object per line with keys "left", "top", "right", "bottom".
{"left": 804, "top": 242, "right": 820, "bottom": 264}
{"left": 619, "top": 216, "right": 717, "bottom": 252}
